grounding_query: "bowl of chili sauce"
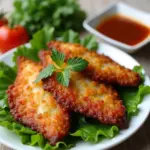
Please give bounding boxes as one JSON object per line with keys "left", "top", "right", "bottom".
{"left": 83, "top": 2, "right": 150, "bottom": 53}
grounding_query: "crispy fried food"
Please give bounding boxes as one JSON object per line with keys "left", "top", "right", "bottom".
{"left": 48, "top": 41, "right": 141, "bottom": 87}
{"left": 7, "top": 57, "right": 70, "bottom": 145}
{"left": 39, "top": 51, "right": 126, "bottom": 128}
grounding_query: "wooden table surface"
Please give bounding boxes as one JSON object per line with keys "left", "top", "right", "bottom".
{"left": 0, "top": 0, "right": 150, "bottom": 150}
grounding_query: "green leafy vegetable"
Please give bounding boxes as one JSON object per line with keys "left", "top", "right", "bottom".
{"left": 0, "top": 62, "right": 16, "bottom": 81}
{"left": 13, "top": 46, "right": 40, "bottom": 62}
{"left": 80, "top": 35, "right": 98, "bottom": 50}
{"left": 30, "top": 26, "right": 55, "bottom": 50}
{"left": 60, "top": 30, "right": 99, "bottom": 51}
{"left": 133, "top": 66, "right": 145, "bottom": 81}
{"left": 119, "top": 85, "right": 150, "bottom": 118}
{"left": 10, "top": 0, "right": 86, "bottom": 37}
{"left": 13, "top": 26, "right": 55, "bottom": 63}
{"left": 71, "top": 116, "right": 119, "bottom": 143}
{"left": 0, "top": 121, "right": 73, "bottom": 150}
{"left": 51, "top": 49, "right": 65, "bottom": 67}
{"left": 67, "top": 57, "right": 89, "bottom": 72}
{"left": 34, "top": 65, "right": 56, "bottom": 83}
{"left": 117, "top": 67, "right": 150, "bottom": 118}
{"left": 56, "top": 68, "right": 70, "bottom": 87}
{"left": 35, "top": 49, "right": 88, "bottom": 87}
{"left": 60, "top": 30, "right": 80, "bottom": 43}
{"left": 60, "top": 30, "right": 98, "bottom": 51}
{"left": 13, "top": 27, "right": 98, "bottom": 63}
{"left": 0, "top": 62, "right": 16, "bottom": 99}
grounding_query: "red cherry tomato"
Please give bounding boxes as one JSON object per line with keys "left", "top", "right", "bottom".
{"left": 0, "top": 25, "right": 29, "bottom": 53}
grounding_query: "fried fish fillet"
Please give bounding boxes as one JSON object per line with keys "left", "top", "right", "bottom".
{"left": 7, "top": 57, "right": 70, "bottom": 145}
{"left": 48, "top": 41, "right": 141, "bottom": 87}
{"left": 39, "top": 51, "right": 126, "bottom": 128}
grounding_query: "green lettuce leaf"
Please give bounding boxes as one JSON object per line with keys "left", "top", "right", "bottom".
{"left": 133, "top": 65, "right": 145, "bottom": 81}
{"left": 60, "top": 30, "right": 80, "bottom": 43}
{"left": 13, "top": 46, "right": 40, "bottom": 62}
{"left": 13, "top": 26, "right": 55, "bottom": 62}
{"left": 80, "top": 35, "right": 98, "bottom": 50}
{"left": 118, "top": 66, "right": 150, "bottom": 118}
{"left": 0, "top": 120, "right": 73, "bottom": 150}
{"left": 70, "top": 116, "right": 119, "bottom": 143}
{"left": 30, "top": 26, "right": 55, "bottom": 50}
{"left": 0, "top": 62, "right": 16, "bottom": 100}
{"left": 119, "top": 85, "right": 150, "bottom": 118}
{"left": 13, "top": 27, "right": 99, "bottom": 63}
{"left": 60, "top": 30, "right": 98, "bottom": 51}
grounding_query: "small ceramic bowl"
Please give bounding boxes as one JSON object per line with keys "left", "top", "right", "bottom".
{"left": 83, "top": 2, "right": 150, "bottom": 53}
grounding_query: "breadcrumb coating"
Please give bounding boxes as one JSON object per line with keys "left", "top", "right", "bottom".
{"left": 48, "top": 41, "right": 141, "bottom": 87}
{"left": 7, "top": 57, "right": 70, "bottom": 145}
{"left": 39, "top": 51, "right": 126, "bottom": 128}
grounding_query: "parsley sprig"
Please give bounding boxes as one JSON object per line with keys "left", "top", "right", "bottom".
{"left": 35, "top": 49, "right": 88, "bottom": 87}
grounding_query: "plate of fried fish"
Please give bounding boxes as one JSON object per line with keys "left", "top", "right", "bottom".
{"left": 0, "top": 27, "right": 150, "bottom": 150}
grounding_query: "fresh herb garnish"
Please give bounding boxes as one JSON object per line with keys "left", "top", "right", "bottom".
{"left": 51, "top": 49, "right": 65, "bottom": 67}
{"left": 67, "top": 57, "right": 89, "bottom": 72}
{"left": 10, "top": 0, "right": 86, "bottom": 37}
{"left": 56, "top": 68, "right": 71, "bottom": 87}
{"left": 34, "top": 65, "right": 56, "bottom": 83}
{"left": 35, "top": 49, "right": 88, "bottom": 86}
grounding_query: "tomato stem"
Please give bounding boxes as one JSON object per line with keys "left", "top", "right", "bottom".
{"left": 0, "top": 12, "right": 6, "bottom": 19}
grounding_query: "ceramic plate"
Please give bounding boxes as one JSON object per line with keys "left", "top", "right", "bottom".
{"left": 0, "top": 43, "right": 150, "bottom": 150}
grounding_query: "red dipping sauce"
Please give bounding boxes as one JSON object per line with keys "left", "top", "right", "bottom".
{"left": 96, "top": 14, "right": 150, "bottom": 46}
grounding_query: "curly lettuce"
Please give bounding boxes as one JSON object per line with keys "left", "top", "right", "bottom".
{"left": 70, "top": 115, "right": 119, "bottom": 143}
{"left": 117, "top": 66, "right": 150, "bottom": 118}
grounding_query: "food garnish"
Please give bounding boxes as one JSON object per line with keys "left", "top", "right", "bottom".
{"left": 48, "top": 41, "right": 141, "bottom": 87}
{"left": 35, "top": 49, "right": 88, "bottom": 87}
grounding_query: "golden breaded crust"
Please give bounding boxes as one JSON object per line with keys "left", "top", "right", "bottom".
{"left": 39, "top": 51, "right": 126, "bottom": 128}
{"left": 7, "top": 57, "right": 70, "bottom": 145}
{"left": 48, "top": 41, "right": 141, "bottom": 87}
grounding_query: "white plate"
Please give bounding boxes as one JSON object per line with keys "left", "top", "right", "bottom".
{"left": 0, "top": 43, "right": 150, "bottom": 150}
